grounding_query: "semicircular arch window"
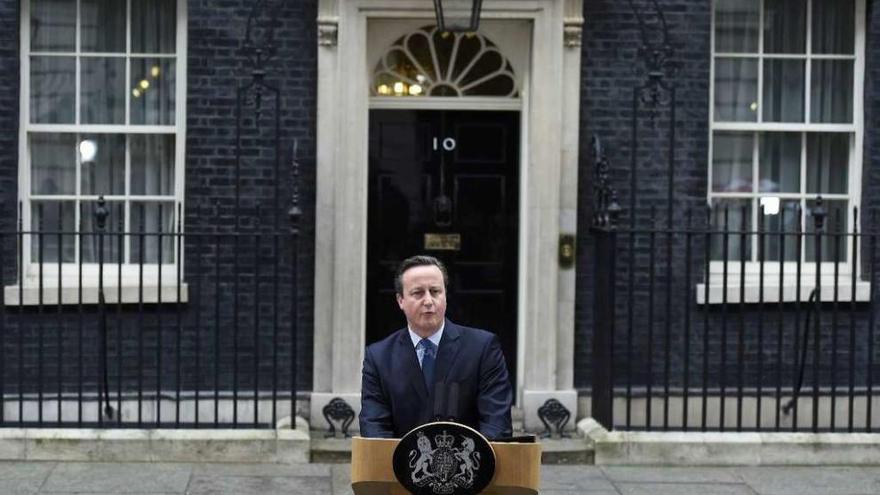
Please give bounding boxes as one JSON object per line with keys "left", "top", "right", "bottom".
{"left": 372, "top": 26, "right": 518, "bottom": 98}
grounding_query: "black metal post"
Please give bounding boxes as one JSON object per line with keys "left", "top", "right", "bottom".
{"left": 95, "top": 197, "right": 113, "bottom": 424}
{"left": 37, "top": 203, "right": 44, "bottom": 426}
{"left": 56, "top": 202, "right": 63, "bottom": 425}
{"left": 590, "top": 137, "right": 621, "bottom": 429}
{"left": 592, "top": 225, "right": 617, "bottom": 429}
{"left": 812, "top": 197, "right": 826, "bottom": 432}
{"left": 289, "top": 159, "right": 302, "bottom": 425}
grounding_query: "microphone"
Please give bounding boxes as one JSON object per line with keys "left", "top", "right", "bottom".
{"left": 446, "top": 382, "right": 459, "bottom": 422}
{"left": 433, "top": 382, "right": 447, "bottom": 421}
{"left": 433, "top": 382, "right": 460, "bottom": 422}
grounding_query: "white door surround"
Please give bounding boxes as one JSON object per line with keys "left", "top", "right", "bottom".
{"left": 312, "top": 0, "right": 583, "bottom": 433}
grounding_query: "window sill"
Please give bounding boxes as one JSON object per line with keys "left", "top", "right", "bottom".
{"left": 3, "top": 284, "right": 189, "bottom": 306}
{"left": 696, "top": 280, "right": 871, "bottom": 305}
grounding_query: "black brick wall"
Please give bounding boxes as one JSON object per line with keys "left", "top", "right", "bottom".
{"left": 576, "top": 0, "right": 712, "bottom": 388}
{"left": 0, "top": 0, "right": 19, "bottom": 230}
{"left": 184, "top": 0, "right": 317, "bottom": 391}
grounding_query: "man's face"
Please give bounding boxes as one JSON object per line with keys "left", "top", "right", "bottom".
{"left": 396, "top": 264, "right": 447, "bottom": 337}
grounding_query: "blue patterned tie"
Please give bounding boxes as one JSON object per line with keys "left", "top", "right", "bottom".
{"left": 419, "top": 338, "right": 436, "bottom": 390}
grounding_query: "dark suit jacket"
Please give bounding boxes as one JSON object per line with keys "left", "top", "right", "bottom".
{"left": 359, "top": 320, "right": 513, "bottom": 439}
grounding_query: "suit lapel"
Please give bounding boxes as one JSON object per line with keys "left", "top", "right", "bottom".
{"left": 393, "top": 328, "right": 428, "bottom": 401}
{"left": 434, "top": 320, "right": 462, "bottom": 385}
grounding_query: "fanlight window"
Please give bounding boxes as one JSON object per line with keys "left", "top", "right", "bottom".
{"left": 372, "top": 26, "right": 518, "bottom": 97}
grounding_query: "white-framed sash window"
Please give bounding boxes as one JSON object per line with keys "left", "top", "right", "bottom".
{"left": 14, "top": 0, "right": 187, "bottom": 302}
{"left": 704, "top": 0, "right": 867, "bottom": 303}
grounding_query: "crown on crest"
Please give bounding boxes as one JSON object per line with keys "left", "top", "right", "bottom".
{"left": 435, "top": 430, "right": 455, "bottom": 448}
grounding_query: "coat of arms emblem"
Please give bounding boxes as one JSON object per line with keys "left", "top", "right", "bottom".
{"left": 393, "top": 421, "right": 496, "bottom": 495}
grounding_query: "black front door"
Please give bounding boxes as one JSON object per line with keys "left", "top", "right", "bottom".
{"left": 366, "top": 110, "right": 520, "bottom": 382}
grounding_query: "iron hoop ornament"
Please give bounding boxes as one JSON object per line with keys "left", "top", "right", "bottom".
{"left": 393, "top": 421, "right": 496, "bottom": 495}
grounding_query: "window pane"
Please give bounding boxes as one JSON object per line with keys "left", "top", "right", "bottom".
{"left": 131, "top": 0, "right": 176, "bottom": 54}
{"left": 131, "top": 135, "right": 175, "bottom": 196}
{"left": 451, "top": 34, "right": 481, "bottom": 82}
{"left": 406, "top": 31, "right": 437, "bottom": 82}
{"left": 459, "top": 51, "right": 503, "bottom": 87}
{"left": 762, "top": 59, "right": 804, "bottom": 122}
{"left": 806, "top": 200, "right": 848, "bottom": 262}
{"left": 80, "top": 134, "right": 125, "bottom": 196}
{"left": 130, "top": 202, "right": 175, "bottom": 264}
{"left": 80, "top": 200, "right": 124, "bottom": 263}
{"left": 710, "top": 198, "right": 752, "bottom": 261}
{"left": 760, "top": 199, "right": 800, "bottom": 262}
{"left": 465, "top": 75, "right": 516, "bottom": 97}
{"left": 811, "top": 61, "right": 854, "bottom": 124}
{"left": 131, "top": 58, "right": 176, "bottom": 125}
{"left": 812, "top": 0, "right": 855, "bottom": 54}
{"left": 807, "top": 133, "right": 849, "bottom": 194}
{"left": 763, "top": 0, "right": 806, "bottom": 54}
{"left": 714, "top": 58, "right": 758, "bottom": 122}
{"left": 30, "top": 56, "right": 75, "bottom": 124}
{"left": 81, "top": 0, "right": 126, "bottom": 53}
{"left": 759, "top": 132, "right": 800, "bottom": 193}
{"left": 31, "top": 201, "right": 76, "bottom": 263}
{"left": 81, "top": 57, "right": 126, "bottom": 124}
{"left": 714, "top": 0, "right": 759, "bottom": 53}
{"left": 713, "top": 132, "right": 753, "bottom": 193}
{"left": 31, "top": 133, "right": 75, "bottom": 195}
{"left": 30, "top": 0, "right": 75, "bottom": 52}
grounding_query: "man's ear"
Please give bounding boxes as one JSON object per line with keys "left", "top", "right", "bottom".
{"left": 396, "top": 292, "right": 404, "bottom": 310}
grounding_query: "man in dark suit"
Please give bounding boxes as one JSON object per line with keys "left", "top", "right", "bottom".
{"left": 359, "top": 255, "right": 513, "bottom": 439}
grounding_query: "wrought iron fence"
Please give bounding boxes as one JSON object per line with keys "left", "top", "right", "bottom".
{"left": 591, "top": 142, "right": 880, "bottom": 434}
{"left": 0, "top": 197, "right": 300, "bottom": 429}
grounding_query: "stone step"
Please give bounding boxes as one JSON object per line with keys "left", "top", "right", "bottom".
{"left": 539, "top": 436, "right": 594, "bottom": 464}
{"left": 310, "top": 436, "right": 352, "bottom": 463}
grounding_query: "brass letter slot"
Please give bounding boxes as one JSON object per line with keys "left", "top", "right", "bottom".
{"left": 424, "top": 233, "right": 461, "bottom": 251}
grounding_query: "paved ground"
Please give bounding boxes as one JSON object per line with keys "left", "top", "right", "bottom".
{"left": 2, "top": 461, "right": 880, "bottom": 494}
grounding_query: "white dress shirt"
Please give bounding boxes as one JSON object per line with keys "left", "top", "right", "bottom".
{"left": 408, "top": 321, "right": 445, "bottom": 367}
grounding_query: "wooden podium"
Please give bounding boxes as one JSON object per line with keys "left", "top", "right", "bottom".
{"left": 351, "top": 436, "right": 541, "bottom": 495}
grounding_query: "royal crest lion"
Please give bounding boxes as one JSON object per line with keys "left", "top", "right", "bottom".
{"left": 409, "top": 431, "right": 434, "bottom": 484}
{"left": 453, "top": 436, "right": 480, "bottom": 487}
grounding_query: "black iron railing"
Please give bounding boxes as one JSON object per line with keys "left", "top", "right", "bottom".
{"left": 0, "top": 197, "right": 300, "bottom": 429}
{"left": 592, "top": 190, "right": 879, "bottom": 432}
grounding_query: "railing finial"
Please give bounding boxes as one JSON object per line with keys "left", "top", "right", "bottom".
{"left": 592, "top": 135, "right": 622, "bottom": 230}
{"left": 812, "top": 196, "right": 827, "bottom": 232}
{"left": 95, "top": 196, "right": 109, "bottom": 231}
{"left": 288, "top": 149, "right": 302, "bottom": 233}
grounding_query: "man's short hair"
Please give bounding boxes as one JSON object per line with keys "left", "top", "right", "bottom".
{"left": 394, "top": 255, "right": 449, "bottom": 295}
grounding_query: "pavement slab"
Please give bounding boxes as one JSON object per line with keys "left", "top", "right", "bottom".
{"left": 40, "top": 463, "right": 192, "bottom": 493}
{"left": 540, "top": 465, "right": 618, "bottom": 492}
{"left": 186, "top": 474, "right": 331, "bottom": 495}
{"left": 0, "top": 462, "right": 55, "bottom": 495}
{"left": 2, "top": 462, "right": 880, "bottom": 494}
{"left": 540, "top": 491, "right": 619, "bottom": 495}
{"left": 191, "top": 462, "right": 331, "bottom": 478}
{"left": 736, "top": 466, "right": 880, "bottom": 495}
{"left": 603, "top": 466, "right": 745, "bottom": 484}
{"left": 330, "top": 464, "right": 353, "bottom": 495}
{"left": 616, "top": 482, "right": 757, "bottom": 495}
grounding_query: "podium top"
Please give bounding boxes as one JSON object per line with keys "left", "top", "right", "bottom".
{"left": 351, "top": 436, "right": 541, "bottom": 495}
